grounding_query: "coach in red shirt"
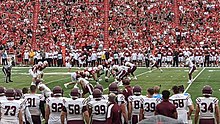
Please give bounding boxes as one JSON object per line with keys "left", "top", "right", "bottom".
{"left": 155, "top": 90, "right": 177, "bottom": 119}
{"left": 107, "top": 93, "right": 122, "bottom": 124}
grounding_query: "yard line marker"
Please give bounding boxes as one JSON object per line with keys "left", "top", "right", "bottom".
{"left": 184, "top": 67, "right": 206, "bottom": 93}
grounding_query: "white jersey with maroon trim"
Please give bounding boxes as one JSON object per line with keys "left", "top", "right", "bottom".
{"left": 125, "top": 62, "right": 135, "bottom": 68}
{"left": 24, "top": 93, "right": 45, "bottom": 116}
{"left": 169, "top": 93, "right": 193, "bottom": 123}
{"left": 0, "top": 96, "right": 7, "bottom": 101}
{"left": 117, "top": 94, "right": 126, "bottom": 105}
{"left": 196, "top": 97, "right": 219, "bottom": 119}
{"left": 141, "top": 97, "right": 161, "bottom": 118}
{"left": 63, "top": 98, "right": 86, "bottom": 121}
{"left": 0, "top": 99, "right": 22, "bottom": 123}
{"left": 85, "top": 94, "right": 108, "bottom": 104}
{"left": 19, "top": 98, "right": 33, "bottom": 124}
{"left": 88, "top": 99, "right": 108, "bottom": 122}
{"left": 46, "top": 97, "right": 65, "bottom": 123}
{"left": 128, "top": 95, "right": 144, "bottom": 115}
{"left": 185, "top": 58, "right": 194, "bottom": 68}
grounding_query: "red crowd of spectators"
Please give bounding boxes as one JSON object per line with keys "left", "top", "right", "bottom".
{"left": 0, "top": 0, "right": 219, "bottom": 53}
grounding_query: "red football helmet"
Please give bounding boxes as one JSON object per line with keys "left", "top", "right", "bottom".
{"left": 109, "top": 82, "right": 118, "bottom": 94}
{"left": 94, "top": 84, "right": 104, "bottom": 92}
{"left": 70, "top": 88, "right": 80, "bottom": 98}
{"left": 5, "top": 89, "right": 16, "bottom": 98}
{"left": 15, "top": 89, "right": 23, "bottom": 99}
{"left": 52, "top": 86, "right": 63, "bottom": 97}
{"left": 202, "top": 85, "right": 212, "bottom": 96}
{"left": 122, "top": 78, "right": 130, "bottom": 85}
{"left": 133, "top": 85, "right": 142, "bottom": 95}
{"left": 0, "top": 86, "right": 6, "bottom": 96}
{"left": 92, "top": 89, "right": 102, "bottom": 98}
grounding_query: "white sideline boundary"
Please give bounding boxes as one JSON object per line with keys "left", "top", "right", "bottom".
{"left": 184, "top": 67, "right": 206, "bottom": 93}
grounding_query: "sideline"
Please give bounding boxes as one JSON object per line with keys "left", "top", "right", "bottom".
{"left": 184, "top": 67, "right": 206, "bottom": 93}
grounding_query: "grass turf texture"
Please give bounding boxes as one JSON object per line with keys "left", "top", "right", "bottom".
{"left": 1, "top": 67, "right": 220, "bottom": 123}
{"left": 0, "top": 67, "right": 219, "bottom": 103}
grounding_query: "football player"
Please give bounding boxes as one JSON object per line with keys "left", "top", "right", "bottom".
{"left": 109, "top": 82, "right": 128, "bottom": 124}
{"left": 24, "top": 85, "right": 45, "bottom": 124}
{"left": 45, "top": 86, "right": 65, "bottom": 124}
{"left": 122, "top": 78, "right": 133, "bottom": 103}
{"left": 77, "top": 78, "right": 94, "bottom": 97}
{"left": 125, "top": 61, "right": 137, "bottom": 80}
{"left": 2, "top": 64, "right": 13, "bottom": 83}
{"left": 37, "top": 61, "right": 48, "bottom": 79}
{"left": 61, "top": 88, "right": 90, "bottom": 124}
{"left": 29, "top": 61, "right": 42, "bottom": 84}
{"left": 0, "top": 86, "right": 7, "bottom": 101}
{"left": 128, "top": 85, "right": 143, "bottom": 124}
{"left": 0, "top": 89, "right": 23, "bottom": 124}
{"left": 15, "top": 89, "right": 33, "bottom": 124}
{"left": 88, "top": 89, "right": 108, "bottom": 124}
{"left": 149, "top": 55, "right": 163, "bottom": 73}
{"left": 35, "top": 79, "right": 52, "bottom": 98}
{"left": 64, "top": 71, "right": 89, "bottom": 88}
{"left": 169, "top": 86, "right": 194, "bottom": 124}
{"left": 185, "top": 53, "right": 196, "bottom": 83}
{"left": 111, "top": 65, "right": 129, "bottom": 86}
{"left": 140, "top": 88, "right": 161, "bottom": 120}
{"left": 195, "top": 85, "right": 219, "bottom": 124}
{"left": 85, "top": 84, "right": 108, "bottom": 103}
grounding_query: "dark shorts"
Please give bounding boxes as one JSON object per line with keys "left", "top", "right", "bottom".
{"left": 67, "top": 120, "right": 85, "bottom": 124}
{"left": 91, "top": 120, "right": 107, "bottom": 124}
{"left": 132, "top": 115, "right": 139, "bottom": 124}
{"left": 83, "top": 84, "right": 93, "bottom": 95}
{"left": 31, "top": 115, "right": 41, "bottom": 124}
{"left": 152, "top": 62, "right": 159, "bottom": 68}
{"left": 199, "top": 118, "right": 215, "bottom": 124}
{"left": 118, "top": 70, "right": 127, "bottom": 79}
{"left": 130, "top": 66, "right": 137, "bottom": 74}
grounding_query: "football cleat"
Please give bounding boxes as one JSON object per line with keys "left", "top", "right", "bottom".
{"left": 133, "top": 76, "right": 137, "bottom": 80}
{"left": 64, "top": 83, "right": 69, "bottom": 88}
{"left": 187, "top": 80, "right": 192, "bottom": 84}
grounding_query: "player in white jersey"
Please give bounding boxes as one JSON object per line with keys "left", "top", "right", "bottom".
{"left": 169, "top": 86, "right": 194, "bottom": 123}
{"left": 15, "top": 89, "right": 33, "bottom": 124}
{"left": 61, "top": 88, "right": 89, "bottom": 124}
{"left": 140, "top": 88, "right": 161, "bottom": 120}
{"left": 0, "top": 89, "right": 23, "bottom": 124}
{"left": 24, "top": 85, "right": 45, "bottom": 124}
{"left": 109, "top": 82, "right": 128, "bottom": 124}
{"left": 85, "top": 84, "right": 108, "bottom": 104}
{"left": 88, "top": 89, "right": 108, "bottom": 124}
{"left": 45, "top": 86, "right": 65, "bottom": 124}
{"left": 29, "top": 62, "right": 41, "bottom": 84}
{"left": 112, "top": 65, "right": 129, "bottom": 86}
{"left": 76, "top": 78, "right": 94, "bottom": 97}
{"left": 185, "top": 54, "right": 196, "bottom": 83}
{"left": 149, "top": 55, "right": 163, "bottom": 73}
{"left": 195, "top": 85, "right": 219, "bottom": 124}
{"left": 0, "top": 86, "right": 7, "bottom": 101}
{"left": 128, "top": 86, "right": 144, "bottom": 124}
{"left": 34, "top": 79, "right": 52, "bottom": 98}
{"left": 125, "top": 61, "right": 137, "bottom": 80}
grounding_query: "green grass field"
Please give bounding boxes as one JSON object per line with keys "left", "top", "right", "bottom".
{"left": 1, "top": 66, "right": 220, "bottom": 123}
{"left": 1, "top": 67, "right": 220, "bottom": 103}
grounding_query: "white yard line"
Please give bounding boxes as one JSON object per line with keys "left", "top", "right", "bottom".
{"left": 13, "top": 72, "right": 72, "bottom": 75}
{"left": 184, "top": 67, "right": 206, "bottom": 93}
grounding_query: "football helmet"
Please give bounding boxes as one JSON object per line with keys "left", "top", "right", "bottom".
{"left": 0, "top": 86, "right": 6, "bottom": 96}
{"left": 109, "top": 82, "right": 118, "bottom": 93}
{"left": 5, "top": 89, "right": 16, "bottom": 98}
{"left": 202, "top": 85, "right": 212, "bottom": 96}
{"left": 52, "top": 86, "right": 63, "bottom": 96}
{"left": 125, "top": 62, "right": 130, "bottom": 66}
{"left": 94, "top": 84, "right": 104, "bottom": 92}
{"left": 70, "top": 88, "right": 80, "bottom": 98}
{"left": 133, "top": 85, "right": 142, "bottom": 95}
{"left": 92, "top": 89, "right": 102, "bottom": 98}
{"left": 43, "top": 61, "right": 48, "bottom": 65}
{"left": 112, "top": 65, "right": 119, "bottom": 70}
{"left": 15, "top": 89, "right": 23, "bottom": 99}
{"left": 122, "top": 78, "right": 130, "bottom": 85}
{"left": 38, "top": 61, "right": 43, "bottom": 66}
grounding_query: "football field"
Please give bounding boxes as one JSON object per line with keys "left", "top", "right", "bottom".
{"left": 0, "top": 67, "right": 220, "bottom": 103}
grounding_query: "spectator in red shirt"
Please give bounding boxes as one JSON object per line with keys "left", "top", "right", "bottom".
{"left": 155, "top": 90, "right": 177, "bottom": 119}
